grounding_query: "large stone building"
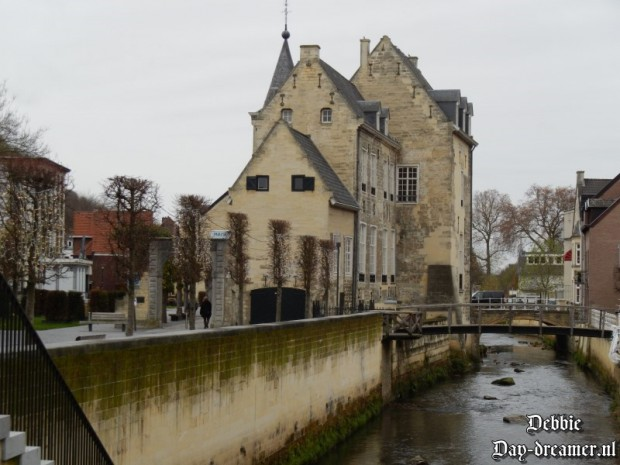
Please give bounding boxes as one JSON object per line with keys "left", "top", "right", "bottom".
{"left": 207, "top": 31, "right": 476, "bottom": 323}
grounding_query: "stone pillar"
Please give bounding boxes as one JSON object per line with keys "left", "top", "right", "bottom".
{"left": 210, "top": 230, "right": 230, "bottom": 328}
{"left": 147, "top": 238, "right": 173, "bottom": 327}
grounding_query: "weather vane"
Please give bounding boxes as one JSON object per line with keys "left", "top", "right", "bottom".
{"left": 282, "top": 0, "right": 290, "bottom": 39}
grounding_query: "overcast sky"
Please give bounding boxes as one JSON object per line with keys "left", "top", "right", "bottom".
{"left": 1, "top": 0, "right": 619, "bottom": 217}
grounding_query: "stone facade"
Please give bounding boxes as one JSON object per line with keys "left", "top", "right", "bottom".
{"left": 208, "top": 34, "right": 476, "bottom": 320}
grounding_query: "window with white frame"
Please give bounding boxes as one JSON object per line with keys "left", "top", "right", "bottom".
{"left": 344, "top": 236, "right": 353, "bottom": 276}
{"left": 359, "top": 223, "right": 367, "bottom": 281}
{"left": 281, "top": 108, "right": 293, "bottom": 123}
{"left": 370, "top": 151, "right": 377, "bottom": 196}
{"left": 383, "top": 160, "right": 389, "bottom": 199}
{"left": 397, "top": 165, "right": 418, "bottom": 203}
{"left": 382, "top": 229, "right": 388, "bottom": 282}
{"left": 390, "top": 229, "right": 396, "bottom": 282}
{"left": 575, "top": 284, "right": 581, "bottom": 304}
{"left": 575, "top": 242, "right": 581, "bottom": 266}
{"left": 389, "top": 162, "right": 395, "bottom": 201}
{"left": 360, "top": 146, "right": 368, "bottom": 192}
{"left": 369, "top": 226, "right": 377, "bottom": 281}
{"left": 321, "top": 108, "right": 332, "bottom": 124}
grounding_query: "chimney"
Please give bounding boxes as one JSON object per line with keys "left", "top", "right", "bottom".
{"left": 300, "top": 45, "right": 320, "bottom": 65}
{"left": 360, "top": 38, "right": 370, "bottom": 71}
{"left": 409, "top": 55, "right": 418, "bottom": 68}
{"left": 576, "top": 171, "right": 585, "bottom": 188}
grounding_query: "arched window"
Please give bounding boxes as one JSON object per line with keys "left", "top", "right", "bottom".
{"left": 321, "top": 108, "right": 332, "bottom": 124}
{"left": 281, "top": 108, "right": 293, "bottom": 123}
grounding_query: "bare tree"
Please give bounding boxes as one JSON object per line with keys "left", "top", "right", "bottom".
{"left": 318, "top": 239, "right": 334, "bottom": 314}
{"left": 173, "top": 195, "right": 210, "bottom": 330}
{"left": 268, "top": 219, "right": 291, "bottom": 322}
{"left": 297, "top": 235, "right": 318, "bottom": 319}
{"left": 227, "top": 212, "right": 250, "bottom": 325}
{"left": 472, "top": 189, "right": 511, "bottom": 275}
{"left": 102, "top": 175, "right": 160, "bottom": 336}
{"left": 0, "top": 83, "right": 49, "bottom": 158}
{"left": 0, "top": 156, "right": 68, "bottom": 320}
{"left": 503, "top": 184, "right": 575, "bottom": 254}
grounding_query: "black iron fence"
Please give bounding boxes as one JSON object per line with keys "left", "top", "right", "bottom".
{"left": 0, "top": 273, "right": 114, "bottom": 465}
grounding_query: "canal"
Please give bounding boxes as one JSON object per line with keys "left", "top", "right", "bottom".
{"left": 317, "top": 334, "right": 620, "bottom": 464}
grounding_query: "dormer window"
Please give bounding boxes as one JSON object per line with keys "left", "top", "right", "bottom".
{"left": 321, "top": 108, "right": 332, "bottom": 124}
{"left": 281, "top": 108, "right": 293, "bottom": 123}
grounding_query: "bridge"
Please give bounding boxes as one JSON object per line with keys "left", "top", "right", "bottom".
{"left": 382, "top": 303, "right": 616, "bottom": 340}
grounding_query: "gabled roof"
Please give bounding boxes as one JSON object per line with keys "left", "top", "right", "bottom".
{"left": 288, "top": 126, "right": 359, "bottom": 211}
{"left": 319, "top": 60, "right": 366, "bottom": 118}
{"left": 264, "top": 38, "right": 294, "bottom": 107}
{"left": 391, "top": 43, "right": 433, "bottom": 91}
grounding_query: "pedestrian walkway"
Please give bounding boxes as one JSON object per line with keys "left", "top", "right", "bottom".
{"left": 37, "top": 311, "right": 203, "bottom": 348}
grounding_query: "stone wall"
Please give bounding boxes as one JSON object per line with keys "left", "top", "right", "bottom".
{"left": 50, "top": 314, "right": 395, "bottom": 465}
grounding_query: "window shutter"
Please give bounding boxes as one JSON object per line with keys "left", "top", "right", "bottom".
{"left": 246, "top": 176, "right": 257, "bottom": 190}
{"left": 304, "top": 176, "right": 315, "bottom": 191}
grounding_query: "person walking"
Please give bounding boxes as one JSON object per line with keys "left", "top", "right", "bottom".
{"left": 199, "top": 296, "right": 212, "bottom": 329}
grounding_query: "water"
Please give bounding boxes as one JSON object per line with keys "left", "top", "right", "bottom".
{"left": 317, "top": 335, "right": 620, "bottom": 464}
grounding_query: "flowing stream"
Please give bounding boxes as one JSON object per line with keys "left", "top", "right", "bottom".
{"left": 316, "top": 334, "right": 620, "bottom": 464}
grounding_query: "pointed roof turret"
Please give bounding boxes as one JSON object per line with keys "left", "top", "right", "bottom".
{"left": 264, "top": 29, "right": 294, "bottom": 107}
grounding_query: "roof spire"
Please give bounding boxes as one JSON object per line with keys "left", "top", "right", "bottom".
{"left": 282, "top": 0, "right": 290, "bottom": 39}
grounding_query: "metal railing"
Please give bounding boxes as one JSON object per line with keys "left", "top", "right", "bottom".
{"left": 0, "top": 273, "right": 114, "bottom": 465}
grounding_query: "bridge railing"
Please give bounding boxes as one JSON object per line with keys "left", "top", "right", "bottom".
{"left": 590, "top": 308, "right": 619, "bottom": 332}
{"left": 381, "top": 303, "right": 614, "bottom": 338}
{"left": 0, "top": 272, "right": 114, "bottom": 465}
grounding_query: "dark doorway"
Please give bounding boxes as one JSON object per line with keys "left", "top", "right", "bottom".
{"left": 250, "top": 287, "right": 305, "bottom": 324}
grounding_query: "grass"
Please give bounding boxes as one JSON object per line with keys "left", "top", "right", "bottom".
{"left": 33, "top": 316, "right": 80, "bottom": 331}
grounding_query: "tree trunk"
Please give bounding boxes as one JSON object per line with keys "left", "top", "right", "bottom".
{"left": 175, "top": 282, "right": 183, "bottom": 317}
{"left": 126, "top": 284, "right": 136, "bottom": 336}
{"left": 188, "top": 282, "right": 196, "bottom": 330}
{"left": 305, "top": 287, "right": 312, "bottom": 319}
{"left": 25, "top": 280, "right": 36, "bottom": 322}
{"left": 275, "top": 285, "right": 282, "bottom": 322}
{"left": 237, "top": 283, "right": 244, "bottom": 325}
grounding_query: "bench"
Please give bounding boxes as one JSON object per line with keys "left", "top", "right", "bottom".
{"left": 79, "top": 312, "right": 128, "bottom": 332}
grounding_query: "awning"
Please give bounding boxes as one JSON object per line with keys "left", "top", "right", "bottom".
{"left": 563, "top": 249, "right": 572, "bottom": 261}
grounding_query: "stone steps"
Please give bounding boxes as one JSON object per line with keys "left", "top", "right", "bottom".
{"left": 0, "top": 415, "right": 54, "bottom": 465}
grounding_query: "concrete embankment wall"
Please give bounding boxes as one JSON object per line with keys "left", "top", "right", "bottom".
{"left": 575, "top": 336, "right": 620, "bottom": 389}
{"left": 48, "top": 313, "right": 453, "bottom": 465}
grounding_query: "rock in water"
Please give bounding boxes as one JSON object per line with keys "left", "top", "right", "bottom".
{"left": 492, "top": 377, "right": 515, "bottom": 386}
{"left": 503, "top": 415, "right": 527, "bottom": 424}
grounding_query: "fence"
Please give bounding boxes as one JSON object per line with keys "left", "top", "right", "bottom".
{"left": 0, "top": 273, "right": 114, "bottom": 465}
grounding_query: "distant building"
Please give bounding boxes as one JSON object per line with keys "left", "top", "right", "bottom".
{"left": 563, "top": 171, "right": 620, "bottom": 309}
{"left": 206, "top": 31, "right": 476, "bottom": 323}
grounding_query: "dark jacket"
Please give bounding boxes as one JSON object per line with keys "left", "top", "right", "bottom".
{"left": 199, "top": 299, "right": 212, "bottom": 318}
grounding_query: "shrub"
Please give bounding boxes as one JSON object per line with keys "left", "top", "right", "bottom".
{"left": 67, "top": 292, "right": 86, "bottom": 321}
{"left": 34, "top": 289, "right": 49, "bottom": 317}
{"left": 45, "top": 291, "right": 69, "bottom": 322}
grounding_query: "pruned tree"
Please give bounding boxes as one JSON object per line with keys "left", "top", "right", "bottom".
{"left": 268, "top": 219, "right": 291, "bottom": 322}
{"left": 0, "top": 156, "right": 68, "bottom": 320}
{"left": 297, "top": 235, "right": 318, "bottom": 319}
{"left": 318, "top": 239, "right": 334, "bottom": 315}
{"left": 228, "top": 212, "right": 250, "bottom": 325}
{"left": 173, "top": 194, "right": 211, "bottom": 330}
{"left": 502, "top": 184, "right": 575, "bottom": 254}
{"left": 102, "top": 175, "right": 160, "bottom": 336}
{"left": 472, "top": 189, "right": 511, "bottom": 275}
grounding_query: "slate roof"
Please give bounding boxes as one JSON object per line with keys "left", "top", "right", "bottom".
{"left": 320, "top": 60, "right": 365, "bottom": 118}
{"left": 264, "top": 38, "right": 294, "bottom": 107}
{"left": 583, "top": 178, "right": 612, "bottom": 197}
{"left": 289, "top": 127, "right": 359, "bottom": 211}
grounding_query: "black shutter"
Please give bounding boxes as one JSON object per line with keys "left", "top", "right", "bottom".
{"left": 246, "top": 176, "right": 257, "bottom": 190}
{"left": 304, "top": 176, "right": 315, "bottom": 191}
